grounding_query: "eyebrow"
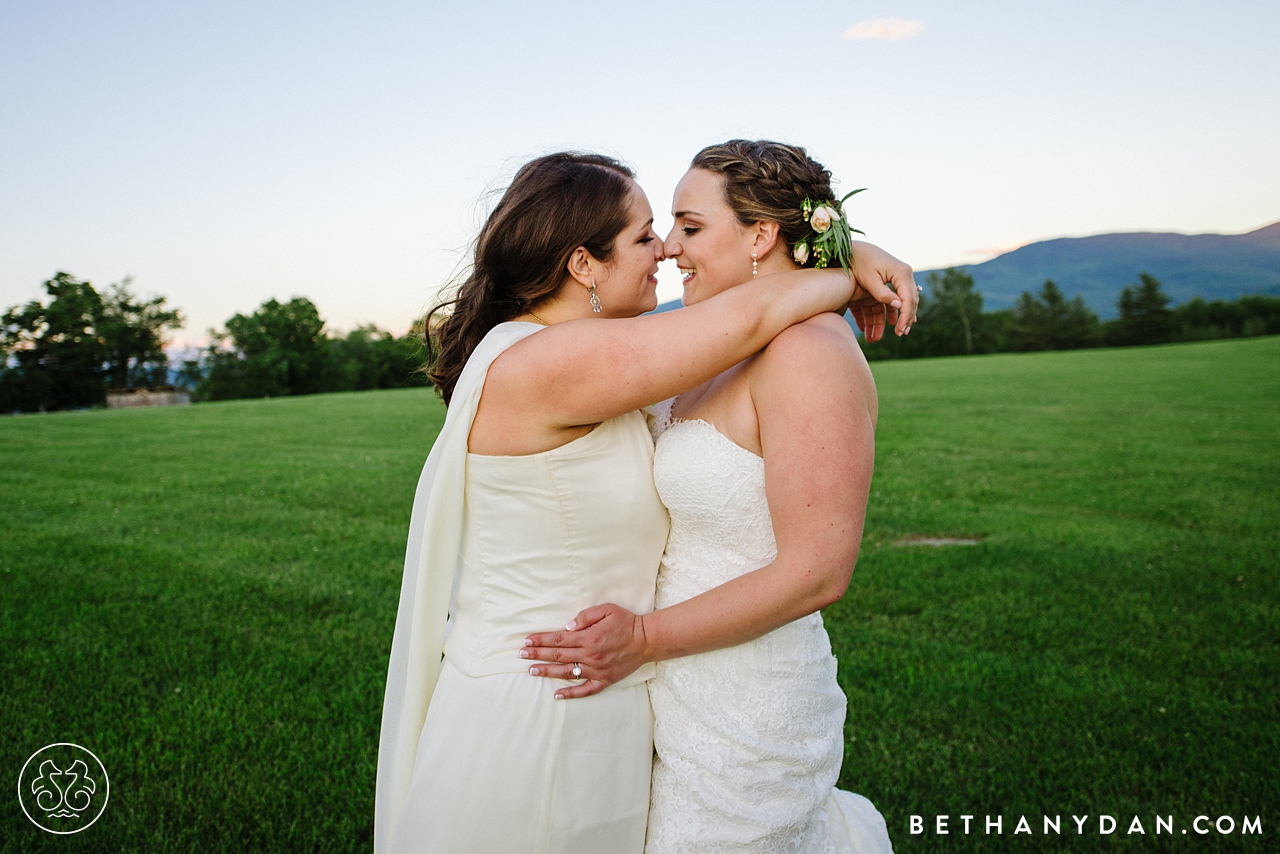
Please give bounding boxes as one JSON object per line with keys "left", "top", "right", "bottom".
{"left": 636, "top": 217, "right": 654, "bottom": 231}
{"left": 672, "top": 210, "right": 702, "bottom": 219}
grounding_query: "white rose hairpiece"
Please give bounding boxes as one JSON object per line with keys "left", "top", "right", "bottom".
{"left": 793, "top": 189, "right": 865, "bottom": 271}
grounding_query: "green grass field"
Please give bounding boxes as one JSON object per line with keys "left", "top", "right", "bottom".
{"left": 2, "top": 337, "right": 1276, "bottom": 852}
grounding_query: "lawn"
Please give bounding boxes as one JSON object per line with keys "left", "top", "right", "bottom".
{"left": 2, "top": 336, "right": 1276, "bottom": 852}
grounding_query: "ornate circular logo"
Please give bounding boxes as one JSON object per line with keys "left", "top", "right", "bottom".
{"left": 17, "top": 743, "right": 110, "bottom": 834}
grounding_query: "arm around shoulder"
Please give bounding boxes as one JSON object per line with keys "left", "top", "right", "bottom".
{"left": 490, "top": 269, "right": 856, "bottom": 431}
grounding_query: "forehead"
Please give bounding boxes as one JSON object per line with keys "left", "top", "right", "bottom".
{"left": 626, "top": 180, "right": 653, "bottom": 221}
{"left": 672, "top": 168, "right": 727, "bottom": 215}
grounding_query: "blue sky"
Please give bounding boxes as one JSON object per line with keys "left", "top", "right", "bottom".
{"left": 2, "top": 1, "right": 1277, "bottom": 345}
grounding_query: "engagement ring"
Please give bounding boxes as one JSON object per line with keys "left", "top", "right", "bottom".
{"left": 571, "top": 663, "right": 582, "bottom": 679}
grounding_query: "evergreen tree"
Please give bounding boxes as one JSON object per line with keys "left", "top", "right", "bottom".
{"left": 1007, "top": 280, "right": 1100, "bottom": 351}
{"left": 1173, "top": 295, "right": 1280, "bottom": 340}
{"left": 1109, "top": 273, "right": 1175, "bottom": 346}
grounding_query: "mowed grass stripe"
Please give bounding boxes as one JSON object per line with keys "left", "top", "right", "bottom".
{"left": 2, "top": 338, "right": 1276, "bottom": 852}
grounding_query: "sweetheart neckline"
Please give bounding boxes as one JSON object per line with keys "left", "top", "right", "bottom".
{"left": 664, "top": 415, "right": 764, "bottom": 462}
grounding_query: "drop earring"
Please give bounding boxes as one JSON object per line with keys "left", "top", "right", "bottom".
{"left": 752, "top": 253, "right": 758, "bottom": 278}
{"left": 589, "top": 282, "right": 602, "bottom": 313}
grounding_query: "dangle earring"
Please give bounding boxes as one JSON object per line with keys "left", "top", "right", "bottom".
{"left": 752, "top": 253, "right": 758, "bottom": 278}
{"left": 589, "top": 282, "right": 602, "bottom": 313}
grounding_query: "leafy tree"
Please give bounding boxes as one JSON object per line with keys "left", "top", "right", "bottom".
{"left": 1007, "top": 280, "right": 1101, "bottom": 351}
{"left": 0, "top": 272, "right": 107, "bottom": 412}
{"left": 1108, "top": 272, "right": 1175, "bottom": 346}
{"left": 98, "top": 276, "right": 185, "bottom": 390}
{"left": 196, "top": 297, "right": 332, "bottom": 400}
{"left": 329, "top": 324, "right": 430, "bottom": 392}
{"left": 182, "top": 304, "right": 431, "bottom": 401}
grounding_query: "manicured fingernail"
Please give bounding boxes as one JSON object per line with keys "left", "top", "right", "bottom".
{"left": 554, "top": 693, "right": 564, "bottom": 700}
{"left": 519, "top": 649, "right": 529, "bottom": 658}
{"left": 565, "top": 621, "right": 576, "bottom": 631}
{"left": 529, "top": 667, "right": 540, "bottom": 675}
{"left": 523, "top": 638, "right": 533, "bottom": 646}
{"left": 891, "top": 300, "right": 902, "bottom": 308}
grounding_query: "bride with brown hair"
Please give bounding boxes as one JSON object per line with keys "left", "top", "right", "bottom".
{"left": 524, "top": 140, "right": 898, "bottom": 853}
{"left": 375, "top": 150, "right": 914, "bottom": 853}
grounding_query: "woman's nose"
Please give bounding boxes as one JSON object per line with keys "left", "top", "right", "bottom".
{"left": 663, "top": 232, "right": 681, "bottom": 259}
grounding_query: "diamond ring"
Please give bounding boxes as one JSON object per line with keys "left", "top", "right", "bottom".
{"left": 571, "top": 663, "right": 583, "bottom": 679}
{"left": 915, "top": 284, "right": 923, "bottom": 293}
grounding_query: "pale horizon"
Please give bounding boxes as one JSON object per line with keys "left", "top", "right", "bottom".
{"left": 2, "top": 2, "right": 1277, "bottom": 348}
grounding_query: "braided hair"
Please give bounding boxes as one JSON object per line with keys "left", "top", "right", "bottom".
{"left": 690, "top": 140, "right": 836, "bottom": 267}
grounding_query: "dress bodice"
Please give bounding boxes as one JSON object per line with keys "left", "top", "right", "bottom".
{"left": 443, "top": 408, "right": 670, "bottom": 687}
{"left": 649, "top": 399, "right": 778, "bottom": 608}
{"left": 645, "top": 398, "right": 892, "bottom": 854}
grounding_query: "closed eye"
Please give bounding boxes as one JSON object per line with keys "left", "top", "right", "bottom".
{"left": 682, "top": 227, "right": 701, "bottom": 236}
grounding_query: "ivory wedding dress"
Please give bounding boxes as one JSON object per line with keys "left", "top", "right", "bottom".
{"left": 643, "top": 399, "right": 895, "bottom": 854}
{"left": 376, "top": 323, "right": 669, "bottom": 854}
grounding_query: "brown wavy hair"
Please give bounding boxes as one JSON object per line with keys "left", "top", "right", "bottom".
{"left": 690, "top": 139, "right": 836, "bottom": 266}
{"left": 425, "top": 152, "right": 635, "bottom": 403}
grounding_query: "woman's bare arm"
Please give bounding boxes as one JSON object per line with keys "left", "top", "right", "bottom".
{"left": 483, "top": 268, "right": 861, "bottom": 434}
{"left": 522, "top": 314, "right": 877, "bottom": 698}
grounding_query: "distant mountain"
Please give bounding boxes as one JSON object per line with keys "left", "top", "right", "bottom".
{"left": 652, "top": 222, "right": 1280, "bottom": 319}
{"left": 918, "top": 222, "right": 1280, "bottom": 318}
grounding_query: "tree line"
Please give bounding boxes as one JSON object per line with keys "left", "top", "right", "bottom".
{"left": 1, "top": 273, "right": 428, "bottom": 414}
{"left": 861, "top": 270, "right": 1280, "bottom": 360}
{"left": 1, "top": 272, "right": 182, "bottom": 413}
{"left": 5, "top": 269, "right": 1277, "bottom": 413}
{"left": 177, "top": 296, "right": 429, "bottom": 401}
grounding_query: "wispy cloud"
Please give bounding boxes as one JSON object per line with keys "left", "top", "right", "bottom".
{"left": 843, "top": 18, "right": 926, "bottom": 42}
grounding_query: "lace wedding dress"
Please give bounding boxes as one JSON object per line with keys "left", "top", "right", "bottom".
{"left": 644, "top": 399, "right": 894, "bottom": 854}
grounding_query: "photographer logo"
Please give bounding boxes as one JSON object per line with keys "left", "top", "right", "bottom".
{"left": 18, "top": 743, "right": 110, "bottom": 834}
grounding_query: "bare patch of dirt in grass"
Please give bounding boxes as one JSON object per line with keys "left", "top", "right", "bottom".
{"left": 894, "top": 535, "right": 984, "bottom": 547}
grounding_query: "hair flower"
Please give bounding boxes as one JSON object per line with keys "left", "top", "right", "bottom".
{"left": 797, "top": 189, "right": 866, "bottom": 271}
{"left": 810, "top": 206, "right": 834, "bottom": 233}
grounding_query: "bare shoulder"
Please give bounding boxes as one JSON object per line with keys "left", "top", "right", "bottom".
{"left": 750, "top": 312, "right": 877, "bottom": 423}
{"left": 755, "top": 312, "right": 863, "bottom": 374}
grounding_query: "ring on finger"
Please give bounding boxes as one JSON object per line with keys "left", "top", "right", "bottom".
{"left": 571, "top": 662, "right": 582, "bottom": 679}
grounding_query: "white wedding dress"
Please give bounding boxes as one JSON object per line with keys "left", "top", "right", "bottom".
{"left": 644, "top": 399, "right": 895, "bottom": 854}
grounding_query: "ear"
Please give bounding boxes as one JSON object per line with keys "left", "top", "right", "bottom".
{"left": 750, "top": 221, "right": 782, "bottom": 259}
{"left": 565, "top": 246, "right": 601, "bottom": 289}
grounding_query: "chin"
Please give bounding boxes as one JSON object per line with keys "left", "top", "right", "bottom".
{"left": 683, "top": 288, "right": 712, "bottom": 307}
